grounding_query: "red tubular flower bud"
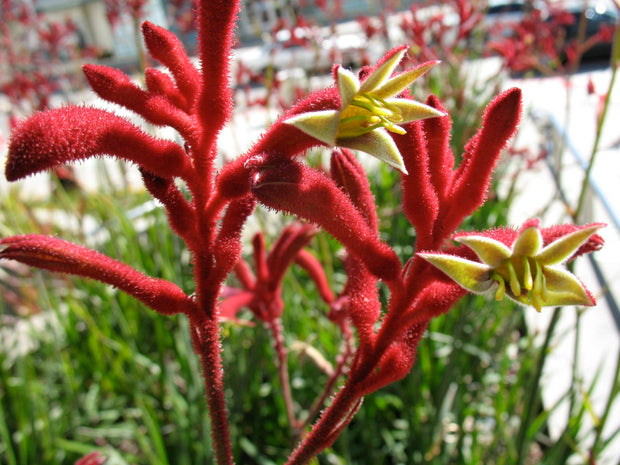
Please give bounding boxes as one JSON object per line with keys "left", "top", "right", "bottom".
{"left": 340, "top": 256, "right": 381, "bottom": 346}
{"left": 233, "top": 258, "right": 256, "bottom": 290}
{"left": 394, "top": 119, "right": 440, "bottom": 245}
{"left": 422, "top": 94, "right": 454, "bottom": 203}
{"left": 145, "top": 68, "right": 190, "bottom": 113}
{"left": 357, "top": 322, "right": 427, "bottom": 396}
{"left": 294, "top": 249, "right": 335, "bottom": 304}
{"left": 82, "top": 64, "right": 148, "bottom": 107}
{"left": 250, "top": 155, "right": 401, "bottom": 281}
{"left": 330, "top": 148, "right": 379, "bottom": 232}
{"left": 6, "top": 106, "right": 192, "bottom": 182}
{"left": 252, "top": 232, "right": 269, "bottom": 283}
{"left": 83, "top": 65, "right": 196, "bottom": 139}
{"left": 268, "top": 223, "right": 317, "bottom": 285}
{"left": 211, "top": 197, "right": 257, "bottom": 286}
{"left": 140, "top": 170, "right": 198, "bottom": 246}
{"left": 440, "top": 88, "right": 522, "bottom": 234}
{"left": 196, "top": 0, "right": 239, "bottom": 136}
{"left": 141, "top": 21, "right": 200, "bottom": 105}
{"left": 0, "top": 235, "right": 192, "bottom": 316}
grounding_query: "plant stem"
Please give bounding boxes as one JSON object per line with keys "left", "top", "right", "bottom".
{"left": 298, "top": 324, "right": 355, "bottom": 441}
{"left": 189, "top": 307, "right": 235, "bottom": 465}
{"left": 286, "top": 380, "right": 362, "bottom": 465}
{"left": 574, "top": 18, "right": 620, "bottom": 221}
{"left": 590, "top": 352, "right": 620, "bottom": 459}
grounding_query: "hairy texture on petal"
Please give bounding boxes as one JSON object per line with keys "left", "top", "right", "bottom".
{"left": 82, "top": 64, "right": 147, "bottom": 106}
{"left": 357, "top": 322, "right": 427, "bottom": 396}
{"left": 330, "top": 148, "right": 379, "bottom": 232}
{"left": 407, "top": 277, "right": 469, "bottom": 322}
{"left": 0, "top": 235, "right": 191, "bottom": 315}
{"left": 341, "top": 256, "right": 381, "bottom": 347}
{"left": 6, "top": 106, "right": 192, "bottom": 181}
{"left": 250, "top": 155, "right": 401, "bottom": 281}
{"left": 395, "top": 119, "right": 439, "bottom": 246}
{"left": 441, "top": 88, "right": 522, "bottom": 235}
{"left": 142, "top": 21, "right": 200, "bottom": 105}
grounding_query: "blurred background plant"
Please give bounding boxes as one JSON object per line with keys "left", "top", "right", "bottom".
{"left": 1, "top": 0, "right": 618, "bottom": 464}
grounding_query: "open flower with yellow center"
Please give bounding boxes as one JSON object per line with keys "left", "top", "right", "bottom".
{"left": 285, "top": 48, "right": 445, "bottom": 173}
{"left": 419, "top": 220, "right": 605, "bottom": 312}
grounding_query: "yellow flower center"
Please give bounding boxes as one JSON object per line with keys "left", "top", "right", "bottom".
{"left": 337, "top": 93, "right": 407, "bottom": 139}
{"left": 492, "top": 256, "right": 549, "bottom": 311}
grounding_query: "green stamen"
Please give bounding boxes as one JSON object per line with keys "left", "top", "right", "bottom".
{"left": 522, "top": 256, "right": 533, "bottom": 291}
{"left": 493, "top": 271, "right": 506, "bottom": 301}
{"left": 533, "top": 260, "right": 548, "bottom": 302}
{"left": 339, "top": 93, "right": 405, "bottom": 139}
{"left": 507, "top": 261, "right": 522, "bottom": 296}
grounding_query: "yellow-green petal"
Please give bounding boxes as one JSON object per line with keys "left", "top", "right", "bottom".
{"left": 337, "top": 67, "right": 360, "bottom": 108}
{"left": 419, "top": 253, "right": 494, "bottom": 293}
{"left": 285, "top": 110, "right": 340, "bottom": 145}
{"left": 339, "top": 129, "right": 407, "bottom": 173}
{"left": 543, "top": 266, "right": 595, "bottom": 307}
{"left": 456, "top": 235, "right": 512, "bottom": 267}
{"left": 359, "top": 49, "right": 406, "bottom": 94}
{"left": 537, "top": 224, "right": 604, "bottom": 266}
{"left": 512, "top": 226, "right": 543, "bottom": 257}
{"left": 373, "top": 61, "right": 439, "bottom": 99}
{"left": 392, "top": 98, "right": 446, "bottom": 123}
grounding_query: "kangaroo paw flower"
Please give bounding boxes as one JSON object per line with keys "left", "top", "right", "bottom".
{"left": 419, "top": 220, "right": 605, "bottom": 311}
{"left": 285, "top": 48, "right": 445, "bottom": 173}
{"left": 6, "top": 106, "right": 192, "bottom": 182}
{"left": 0, "top": 235, "right": 192, "bottom": 316}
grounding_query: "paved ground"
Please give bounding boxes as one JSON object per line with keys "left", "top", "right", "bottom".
{"left": 506, "top": 63, "right": 620, "bottom": 464}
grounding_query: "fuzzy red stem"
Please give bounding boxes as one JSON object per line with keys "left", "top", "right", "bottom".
{"left": 188, "top": 311, "right": 234, "bottom": 465}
